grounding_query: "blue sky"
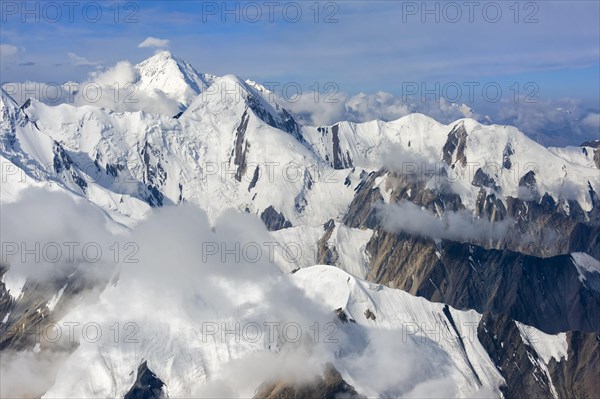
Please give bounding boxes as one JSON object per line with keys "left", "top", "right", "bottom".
{"left": 1, "top": 0, "right": 599, "bottom": 110}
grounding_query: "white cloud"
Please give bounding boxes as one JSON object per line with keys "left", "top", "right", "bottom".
{"left": 345, "top": 91, "right": 412, "bottom": 122}
{"left": 87, "top": 60, "right": 137, "bottom": 86}
{"left": 279, "top": 90, "right": 478, "bottom": 128}
{"left": 582, "top": 112, "right": 600, "bottom": 130}
{"left": 0, "top": 351, "right": 70, "bottom": 398}
{"left": 279, "top": 88, "right": 598, "bottom": 146}
{"left": 0, "top": 44, "right": 20, "bottom": 57}
{"left": 377, "top": 201, "right": 512, "bottom": 243}
{"left": 72, "top": 61, "right": 181, "bottom": 114}
{"left": 138, "top": 37, "right": 170, "bottom": 48}
{"left": 2, "top": 188, "right": 468, "bottom": 398}
{"left": 67, "top": 52, "right": 102, "bottom": 67}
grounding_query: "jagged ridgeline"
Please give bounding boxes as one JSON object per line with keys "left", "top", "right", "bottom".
{"left": 1, "top": 52, "right": 599, "bottom": 398}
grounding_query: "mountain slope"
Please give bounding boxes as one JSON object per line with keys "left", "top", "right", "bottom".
{"left": 135, "top": 50, "right": 217, "bottom": 109}
{"left": 1, "top": 53, "right": 599, "bottom": 399}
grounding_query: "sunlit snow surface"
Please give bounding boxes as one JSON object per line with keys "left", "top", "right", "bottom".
{"left": 43, "top": 265, "right": 504, "bottom": 398}
{"left": 1, "top": 52, "right": 594, "bottom": 398}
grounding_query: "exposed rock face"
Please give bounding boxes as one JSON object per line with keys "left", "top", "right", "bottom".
{"left": 294, "top": 170, "right": 314, "bottom": 214}
{"left": 331, "top": 124, "right": 353, "bottom": 169}
{"left": 364, "top": 231, "right": 600, "bottom": 333}
{"left": 472, "top": 167, "right": 500, "bottom": 191}
{"left": 581, "top": 140, "right": 600, "bottom": 169}
{"left": 342, "top": 170, "right": 386, "bottom": 229}
{"left": 477, "top": 312, "right": 558, "bottom": 398}
{"left": 233, "top": 109, "right": 251, "bottom": 182}
{"left": 364, "top": 308, "right": 376, "bottom": 321}
{"left": 124, "top": 361, "right": 167, "bottom": 399}
{"left": 343, "top": 169, "right": 463, "bottom": 230}
{"left": 338, "top": 163, "right": 600, "bottom": 336}
{"left": 503, "top": 142, "right": 514, "bottom": 169}
{"left": 504, "top": 196, "right": 600, "bottom": 259}
{"left": 261, "top": 206, "right": 292, "bottom": 231}
{"left": 477, "top": 312, "right": 600, "bottom": 399}
{"left": 140, "top": 141, "right": 167, "bottom": 207}
{"left": 0, "top": 264, "right": 108, "bottom": 351}
{"left": 442, "top": 122, "right": 468, "bottom": 167}
{"left": 254, "top": 364, "right": 363, "bottom": 399}
{"left": 248, "top": 165, "right": 260, "bottom": 191}
{"left": 474, "top": 190, "right": 507, "bottom": 223}
{"left": 519, "top": 170, "right": 537, "bottom": 192}
{"left": 245, "top": 93, "right": 303, "bottom": 142}
{"left": 346, "top": 164, "right": 599, "bottom": 258}
{"left": 52, "top": 141, "right": 88, "bottom": 193}
{"left": 547, "top": 331, "right": 600, "bottom": 398}
{"left": 316, "top": 219, "right": 339, "bottom": 265}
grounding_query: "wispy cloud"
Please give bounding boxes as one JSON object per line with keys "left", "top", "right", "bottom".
{"left": 138, "top": 36, "right": 170, "bottom": 48}
{"left": 377, "top": 201, "right": 513, "bottom": 244}
{"left": 67, "top": 52, "right": 102, "bottom": 67}
{"left": 582, "top": 113, "right": 600, "bottom": 130}
{"left": 0, "top": 44, "right": 20, "bottom": 58}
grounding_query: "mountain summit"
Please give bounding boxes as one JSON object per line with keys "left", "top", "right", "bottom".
{"left": 1, "top": 52, "right": 599, "bottom": 399}
{"left": 135, "top": 50, "right": 217, "bottom": 108}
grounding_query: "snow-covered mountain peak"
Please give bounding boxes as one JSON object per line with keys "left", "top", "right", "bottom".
{"left": 182, "top": 74, "right": 303, "bottom": 139}
{"left": 135, "top": 51, "right": 216, "bottom": 108}
{"left": 2, "top": 49, "right": 600, "bottom": 399}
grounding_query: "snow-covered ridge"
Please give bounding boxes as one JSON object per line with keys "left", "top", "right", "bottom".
{"left": 40, "top": 265, "right": 507, "bottom": 398}
{"left": 38, "top": 264, "right": 579, "bottom": 398}
{"left": 135, "top": 50, "right": 217, "bottom": 107}
{"left": 1, "top": 52, "right": 594, "bottom": 399}
{"left": 303, "top": 114, "right": 599, "bottom": 212}
{"left": 1, "top": 51, "right": 217, "bottom": 115}
{"left": 515, "top": 322, "right": 569, "bottom": 399}
{"left": 3, "top": 83, "right": 597, "bottom": 222}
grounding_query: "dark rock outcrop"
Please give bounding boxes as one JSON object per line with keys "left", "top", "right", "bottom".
{"left": 248, "top": 165, "right": 260, "bottom": 191}
{"left": 52, "top": 141, "right": 88, "bottom": 193}
{"left": 347, "top": 165, "right": 599, "bottom": 259}
{"left": 478, "top": 312, "right": 600, "bottom": 399}
{"left": 581, "top": 140, "right": 600, "bottom": 169}
{"left": 124, "top": 361, "right": 166, "bottom": 399}
{"left": 316, "top": 219, "right": 339, "bottom": 265}
{"left": 365, "top": 232, "right": 600, "bottom": 333}
{"left": 503, "top": 143, "right": 514, "bottom": 169}
{"left": 254, "top": 364, "right": 363, "bottom": 399}
{"left": 261, "top": 206, "right": 292, "bottom": 231}
{"left": 472, "top": 168, "right": 500, "bottom": 191}
{"left": 233, "top": 109, "right": 251, "bottom": 182}
{"left": 140, "top": 142, "right": 168, "bottom": 207}
{"left": 331, "top": 124, "right": 353, "bottom": 169}
{"left": 245, "top": 94, "right": 303, "bottom": 142}
{"left": 477, "top": 312, "right": 558, "bottom": 398}
{"left": 442, "top": 122, "right": 468, "bottom": 167}
{"left": 547, "top": 331, "right": 600, "bottom": 398}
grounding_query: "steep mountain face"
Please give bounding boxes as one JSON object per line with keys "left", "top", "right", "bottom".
{"left": 135, "top": 51, "right": 216, "bottom": 109}
{"left": 477, "top": 312, "right": 600, "bottom": 399}
{"left": 342, "top": 167, "right": 599, "bottom": 258}
{"left": 1, "top": 54, "right": 599, "bottom": 398}
{"left": 546, "top": 330, "right": 600, "bottom": 398}
{"left": 124, "top": 361, "right": 167, "bottom": 399}
{"left": 359, "top": 226, "right": 600, "bottom": 334}
{"left": 340, "top": 169, "right": 600, "bottom": 334}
